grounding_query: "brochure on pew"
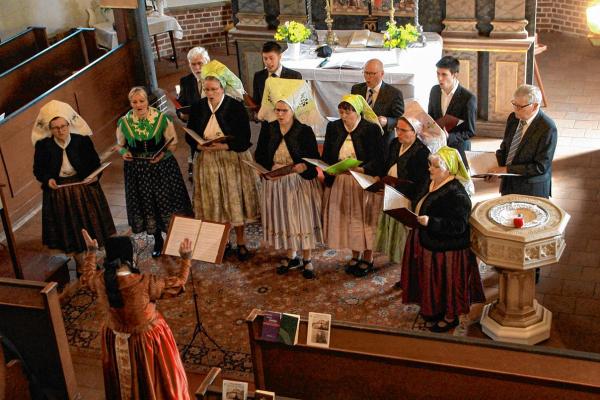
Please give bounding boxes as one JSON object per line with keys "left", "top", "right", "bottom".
{"left": 131, "top": 137, "right": 174, "bottom": 160}
{"left": 164, "top": 215, "right": 232, "bottom": 264}
{"left": 254, "top": 390, "right": 276, "bottom": 400}
{"left": 242, "top": 160, "right": 295, "bottom": 180}
{"left": 260, "top": 311, "right": 301, "bottom": 345}
{"left": 383, "top": 185, "right": 419, "bottom": 228}
{"left": 465, "top": 151, "right": 521, "bottom": 178}
{"left": 56, "top": 162, "right": 111, "bottom": 188}
{"left": 302, "top": 157, "right": 362, "bottom": 175}
{"left": 182, "top": 126, "right": 231, "bottom": 146}
{"left": 307, "top": 312, "right": 332, "bottom": 348}
{"left": 222, "top": 380, "right": 248, "bottom": 400}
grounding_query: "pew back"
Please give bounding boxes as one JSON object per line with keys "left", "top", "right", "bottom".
{"left": 247, "top": 309, "right": 600, "bottom": 400}
{"left": 0, "top": 27, "right": 49, "bottom": 75}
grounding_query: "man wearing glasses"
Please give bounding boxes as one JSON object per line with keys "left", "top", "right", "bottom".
{"left": 351, "top": 58, "right": 404, "bottom": 150}
{"left": 489, "top": 84, "right": 558, "bottom": 198}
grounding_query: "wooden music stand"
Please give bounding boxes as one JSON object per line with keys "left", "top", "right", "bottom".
{"left": 0, "top": 184, "right": 23, "bottom": 279}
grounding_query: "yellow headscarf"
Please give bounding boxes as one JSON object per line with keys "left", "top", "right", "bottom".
{"left": 339, "top": 94, "right": 381, "bottom": 131}
{"left": 435, "top": 146, "right": 471, "bottom": 184}
{"left": 200, "top": 60, "right": 245, "bottom": 101}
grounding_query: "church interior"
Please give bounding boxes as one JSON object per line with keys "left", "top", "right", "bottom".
{"left": 1, "top": 0, "right": 600, "bottom": 399}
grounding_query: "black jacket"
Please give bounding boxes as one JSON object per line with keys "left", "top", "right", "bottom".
{"left": 417, "top": 179, "right": 472, "bottom": 252}
{"left": 428, "top": 84, "right": 477, "bottom": 166}
{"left": 178, "top": 73, "right": 202, "bottom": 108}
{"left": 255, "top": 119, "right": 320, "bottom": 180}
{"left": 496, "top": 110, "right": 557, "bottom": 198}
{"left": 384, "top": 138, "right": 431, "bottom": 202}
{"left": 187, "top": 95, "right": 252, "bottom": 153}
{"left": 252, "top": 66, "right": 302, "bottom": 106}
{"left": 321, "top": 119, "right": 384, "bottom": 187}
{"left": 33, "top": 134, "right": 101, "bottom": 189}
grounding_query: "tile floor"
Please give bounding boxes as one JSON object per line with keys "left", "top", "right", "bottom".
{"left": 2, "top": 32, "right": 600, "bottom": 397}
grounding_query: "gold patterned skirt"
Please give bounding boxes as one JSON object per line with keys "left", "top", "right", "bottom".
{"left": 193, "top": 149, "right": 260, "bottom": 226}
{"left": 261, "top": 173, "right": 323, "bottom": 251}
{"left": 322, "top": 174, "right": 383, "bottom": 251}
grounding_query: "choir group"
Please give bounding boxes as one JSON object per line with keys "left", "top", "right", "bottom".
{"left": 31, "top": 39, "right": 556, "bottom": 399}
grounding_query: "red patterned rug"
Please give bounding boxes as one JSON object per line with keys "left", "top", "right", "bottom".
{"left": 62, "top": 222, "right": 480, "bottom": 381}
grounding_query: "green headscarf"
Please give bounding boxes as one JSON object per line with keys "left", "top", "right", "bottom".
{"left": 200, "top": 60, "right": 245, "bottom": 100}
{"left": 435, "top": 146, "right": 471, "bottom": 184}
{"left": 339, "top": 94, "right": 381, "bottom": 130}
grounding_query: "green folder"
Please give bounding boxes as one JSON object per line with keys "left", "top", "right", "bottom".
{"left": 325, "top": 158, "right": 362, "bottom": 175}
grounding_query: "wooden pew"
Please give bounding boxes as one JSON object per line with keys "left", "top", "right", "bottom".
{"left": 0, "top": 278, "right": 79, "bottom": 399}
{"left": 0, "top": 27, "right": 49, "bottom": 75}
{"left": 0, "top": 41, "right": 136, "bottom": 224}
{"left": 1, "top": 335, "right": 32, "bottom": 400}
{"left": 246, "top": 309, "right": 600, "bottom": 400}
{"left": 0, "top": 28, "right": 105, "bottom": 117}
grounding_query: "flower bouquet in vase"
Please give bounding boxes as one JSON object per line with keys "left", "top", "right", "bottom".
{"left": 383, "top": 22, "right": 419, "bottom": 65}
{"left": 275, "top": 21, "right": 311, "bottom": 60}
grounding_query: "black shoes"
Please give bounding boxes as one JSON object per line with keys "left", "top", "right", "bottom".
{"left": 429, "top": 317, "right": 459, "bottom": 333}
{"left": 276, "top": 256, "right": 302, "bottom": 275}
{"left": 302, "top": 260, "right": 315, "bottom": 279}
{"left": 236, "top": 244, "right": 252, "bottom": 261}
{"left": 344, "top": 258, "right": 361, "bottom": 274}
{"left": 352, "top": 260, "right": 374, "bottom": 277}
{"left": 152, "top": 234, "right": 163, "bottom": 258}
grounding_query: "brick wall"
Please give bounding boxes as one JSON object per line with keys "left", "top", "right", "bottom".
{"left": 536, "top": 0, "right": 589, "bottom": 36}
{"left": 150, "top": 4, "right": 233, "bottom": 60}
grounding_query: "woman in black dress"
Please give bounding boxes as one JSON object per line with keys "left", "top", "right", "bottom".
{"left": 32, "top": 100, "right": 115, "bottom": 254}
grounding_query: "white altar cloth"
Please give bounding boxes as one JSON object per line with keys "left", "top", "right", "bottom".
{"left": 282, "top": 32, "right": 442, "bottom": 118}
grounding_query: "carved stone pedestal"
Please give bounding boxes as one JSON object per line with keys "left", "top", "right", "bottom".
{"left": 490, "top": 0, "right": 528, "bottom": 39}
{"left": 442, "top": 0, "right": 478, "bottom": 38}
{"left": 470, "top": 195, "right": 570, "bottom": 345}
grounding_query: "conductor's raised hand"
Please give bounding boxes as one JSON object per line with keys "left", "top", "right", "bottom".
{"left": 179, "top": 238, "right": 193, "bottom": 259}
{"left": 81, "top": 229, "right": 98, "bottom": 251}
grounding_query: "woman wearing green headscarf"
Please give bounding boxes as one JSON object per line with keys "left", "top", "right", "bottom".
{"left": 400, "top": 146, "right": 485, "bottom": 332}
{"left": 187, "top": 60, "right": 259, "bottom": 261}
{"left": 322, "top": 94, "right": 384, "bottom": 277}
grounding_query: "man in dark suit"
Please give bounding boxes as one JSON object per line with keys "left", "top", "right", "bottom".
{"left": 252, "top": 41, "right": 302, "bottom": 107}
{"left": 351, "top": 59, "right": 404, "bottom": 149}
{"left": 177, "top": 47, "right": 210, "bottom": 179}
{"left": 490, "top": 84, "right": 557, "bottom": 198}
{"left": 428, "top": 56, "right": 477, "bottom": 167}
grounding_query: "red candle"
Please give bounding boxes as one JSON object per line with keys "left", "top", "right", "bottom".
{"left": 513, "top": 214, "right": 524, "bottom": 228}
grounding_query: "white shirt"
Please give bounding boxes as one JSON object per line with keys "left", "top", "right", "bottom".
{"left": 520, "top": 108, "right": 539, "bottom": 137}
{"left": 440, "top": 79, "right": 459, "bottom": 116}
{"left": 54, "top": 135, "right": 76, "bottom": 177}
{"left": 366, "top": 81, "right": 383, "bottom": 105}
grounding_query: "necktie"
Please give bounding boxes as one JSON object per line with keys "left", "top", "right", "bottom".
{"left": 366, "top": 88, "right": 374, "bottom": 107}
{"left": 506, "top": 119, "right": 527, "bottom": 165}
{"left": 271, "top": 73, "right": 277, "bottom": 78}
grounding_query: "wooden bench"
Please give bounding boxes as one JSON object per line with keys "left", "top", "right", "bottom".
{"left": 0, "top": 27, "right": 49, "bottom": 75}
{"left": 0, "top": 40, "right": 136, "bottom": 224}
{"left": 0, "top": 28, "right": 105, "bottom": 117}
{"left": 246, "top": 309, "right": 600, "bottom": 399}
{"left": 0, "top": 278, "right": 80, "bottom": 399}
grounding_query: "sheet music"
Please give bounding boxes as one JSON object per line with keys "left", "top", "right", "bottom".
{"left": 383, "top": 185, "right": 411, "bottom": 211}
{"left": 350, "top": 170, "right": 378, "bottom": 190}
{"left": 466, "top": 151, "right": 498, "bottom": 176}
{"left": 242, "top": 159, "right": 269, "bottom": 175}
{"left": 182, "top": 126, "right": 203, "bottom": 144}
{"left": 192, "top": 222, "right": 226, "bottom": 263}
{"left": 164, "top": 216, "right": 202, "bottom": 257}
{"left": 302, "top": 158, "right": 330, "bottom": 171}
{"left": 56, "top": 162, "right": 112, "bottom": 188}
{"left": 404, "top": 100, "right": 447, "bottom": 153}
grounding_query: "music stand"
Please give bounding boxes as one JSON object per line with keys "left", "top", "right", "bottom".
{"left": 181, "top": 265, "right": 225, "bottom": 359}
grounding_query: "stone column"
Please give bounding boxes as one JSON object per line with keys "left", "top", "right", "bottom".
{"left": 490, "top": 0, "right": 528, "bottom": 39}
{"left": 237, "top": 0, "right": 269, "bottom": 30}
{"left": 442, "top": 0, "right": 478, "bottom": 38}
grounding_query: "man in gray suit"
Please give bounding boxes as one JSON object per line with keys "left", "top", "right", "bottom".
{"left": 489, "top": 84, "right": 557, "bottom": 198}
{"left": 351, "top": 59, "right": 404, "bottom": 149}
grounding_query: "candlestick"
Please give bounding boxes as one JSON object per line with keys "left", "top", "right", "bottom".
{"left": 325, "top": 0, "right": 337, "bottom": 46}
{"left": 389, "top": 0, "right": 395, "bottom": 24}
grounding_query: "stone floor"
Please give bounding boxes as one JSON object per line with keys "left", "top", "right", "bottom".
{"left": 2, "top": 32, "right": 600, "bottom": 398}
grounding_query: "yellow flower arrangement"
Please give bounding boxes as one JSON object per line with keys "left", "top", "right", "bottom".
{"left": 274, "top": 21, "right": 311, "bottom": 43}
{"left": 383, "top": 21, "right": 419, "bottom": 49}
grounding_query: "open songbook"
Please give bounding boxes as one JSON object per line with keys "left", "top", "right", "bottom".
{"left": 182, "top": 126, "right": 231, "bottom": 146}
{"left": 383, "top": 185, "right": 419, "bottom": 228}
{"left": 302, "top": 158, "right": 362, "bottom": 175}
{"left": 345, "top": 30, "right": 385, "bottom": 48}
{"left": 465, "top": 151, "right": 521, "bottom": 178}
{"left": 350, "top": 170, "right": 411, "bottom": 193}
{"left": 163, "top": 215, "right": 232, "bottom": 264}
{"left": 435, "top": 114, "right": 463, "bottom": 132}
{"left": 404, "top": 100, "right": 447, "bottom": 152}
{"left": 242, "top": 159, "right": 295, "bottom": 180}
{"left": 131, "top": 137, "right": 174, "bottom": 160}
{"left": 56, "top": 162, "right": 111, "bottom": 188}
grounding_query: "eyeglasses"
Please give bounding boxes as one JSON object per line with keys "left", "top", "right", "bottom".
{"left": 363, "top": 71, "right": 379, "bottom": 76}
{"left": 511, "top": 101, "right": 532, "bottom": 110}
{"left": 50, "top": 124, "right": 69, "bottom": 132}
{"left": 274, "top": 108, "right": 289, "bottom": 113}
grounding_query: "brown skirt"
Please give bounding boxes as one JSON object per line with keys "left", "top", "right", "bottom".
{"left": 322, "top": 174, "right": 382, "bottom": 251}
{"left": 42, "top": 176, "right": 116, "bottom": 253}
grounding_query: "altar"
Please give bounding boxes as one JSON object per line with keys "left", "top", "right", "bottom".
{"left": 281, "top": 32, "right": 442, "bottom": 117}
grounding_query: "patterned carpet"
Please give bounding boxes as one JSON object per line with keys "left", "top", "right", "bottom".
{"left": 62, "top": 222, "right": 478, "bottom": 381}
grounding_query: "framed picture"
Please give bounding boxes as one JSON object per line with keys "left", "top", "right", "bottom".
{"left": 331, "top": 0, "right": 415, "bottom": 17}
{"left": 307, "top": 312, "right": 332, "bottom": 348}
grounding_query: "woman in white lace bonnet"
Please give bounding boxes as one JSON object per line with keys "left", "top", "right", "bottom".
{"left": 32, "top": 100, "right": 116, "bottom": 255}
